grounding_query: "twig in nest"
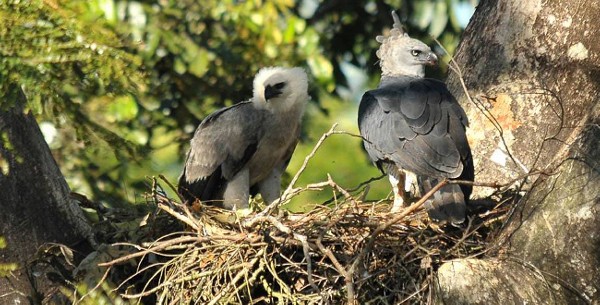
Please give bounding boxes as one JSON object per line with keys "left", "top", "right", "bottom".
{"left": 327, "top": 174, "right": 358, "bottom": 207}
{"left": 156, "top": 201, "right": 200, "bottom": 231}
{"left": 345, "top": 179, "right": 449, "bottom": 305}
{"left": 316, "top": 233, "right": 348, "bottom": 279}
{"left": 206, "top": 247, "right": 267, "bottom": 305}
{"left": 278, "top": 181, "right": 331, "bottom": 203}
{"left": 156, "top": 175, "right": 201, "bottom": 230}
{"left": 243, "top": 215, "right": 291, "bottom": 234}
{"left": 450, "top": 169, "right": 551, "bottom": 193}
{"left": 285, "top": 123, "right": 340, "bottom": 194}
{"left": 258, "top": 123, "right": 339, "bottom": 217}
{"left": 99, "top": 233, "right": 256, "bottom": 268}
{"left": 243, "top": 211, "right": 322, "bottom": 295}
{"left": 296, "top": 233, "right": 320, "bottom": 293}
{"left": 98, "top": 236, "right": 202, "bottom": 267}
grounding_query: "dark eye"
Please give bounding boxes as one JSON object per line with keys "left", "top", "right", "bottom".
{"left": 411, "top": 50, "right": 421, "bottom": 57}
{"left": 274, "top": 82, "right": 285, "bottom": 89}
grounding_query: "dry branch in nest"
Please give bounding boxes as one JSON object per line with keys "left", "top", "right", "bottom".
{"left": 99, "top": 125, "right": 515, "bottom": 305}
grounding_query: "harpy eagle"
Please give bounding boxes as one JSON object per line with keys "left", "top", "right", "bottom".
{"left": 178, "top": 67, "right": 309, "bottom": 209}
{"left": 358, "top": 12, "right": 474, "bottom": 225}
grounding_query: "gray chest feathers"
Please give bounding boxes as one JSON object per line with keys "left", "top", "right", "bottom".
{"left": 247, "top": 110, "right": 302, "bottom": 184}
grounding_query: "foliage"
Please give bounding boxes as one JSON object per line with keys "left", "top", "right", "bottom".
{"left": 0, "top": 237, "right": 19, "bottom": 277}
{"left": 0, "top": 0, "right": 145, "bottom": 206}
{"left": 0, "top": 0, "right": 143, "bottom": 105}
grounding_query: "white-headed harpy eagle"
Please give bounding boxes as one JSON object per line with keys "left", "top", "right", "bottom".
{"left": 178, "top": 67, "right": 309, "bottom": 209}
{"left": 358, "top": 12, "right": 474, "bottom": 225}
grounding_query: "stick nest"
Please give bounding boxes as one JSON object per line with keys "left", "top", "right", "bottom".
{"left": 101, "top": 184, "right": 509, "bottom": 304}
{"left": 99, "top": 126, "right": 512, "bottom": 304}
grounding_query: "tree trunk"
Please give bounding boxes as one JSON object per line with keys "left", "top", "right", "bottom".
{"left": 436, "top": 0, "right": 600, "bottom": 303}
{"left": 0, "top": 87, "right": 95, "bottom": 304}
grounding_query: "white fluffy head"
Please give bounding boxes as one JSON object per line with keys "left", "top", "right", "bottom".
{"left": 376, "top": 12, "right": 438, "bottom": 77}
{"left": 252, "top": 67, "right": 309, "bottom": 113}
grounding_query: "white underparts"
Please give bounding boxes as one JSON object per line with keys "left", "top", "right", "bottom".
{"left": 388, "top": 173, "right": 405, "bottom": 212}
{"left": 257, "top": 168, "right": 283, "bottom": 204}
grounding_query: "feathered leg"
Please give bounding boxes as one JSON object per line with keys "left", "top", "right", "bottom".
{"left": 388, "top": 172, "right": 406, "bottom": 212}
{"left": 222, "top": 168, "right": 250, "bottom": 209}
{"left": 257, "top": 168, "right": 283, "bottom": 205}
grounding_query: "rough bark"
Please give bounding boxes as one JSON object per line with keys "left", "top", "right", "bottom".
{"left": 447, "top": 0, "right": 600, "bottom": 196}
{"left": 435, "top": 116, "right": 599, "bottom": 304}
{"left": 0, "top": 87, "right": 95, "bottom": 304}
{"left": 436, "top": 0, "right": 600, "bottom": 303}
{"left": 435, "top": 258, "right": 574, "bottom": 304}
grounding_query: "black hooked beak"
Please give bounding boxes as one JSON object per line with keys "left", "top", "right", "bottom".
{"left": 425, "top": 52, "right": 438, "bottom": 66}
{"left": 264, "top": 82, "right": 285, "bottom": 101}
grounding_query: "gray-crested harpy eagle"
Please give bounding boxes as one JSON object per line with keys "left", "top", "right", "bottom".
{"left": 358, "top": 12, "right": 474, "bottom": 225}
{"left": 178, "top": 67, "right": 309, "bottom": 209}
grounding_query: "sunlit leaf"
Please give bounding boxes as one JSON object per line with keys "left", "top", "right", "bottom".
{"left": 0, "top": 263, "right": 19, "bottom": 277}
{"left": 298, "top": 28, "right": 319, "bottom": 55}
{"left": 106, "top": 95, "right": 138, "bottom": 122}
{"left": 250, "top": 12, "right": 263, "bottom": 26}
{"left": 429, "top": 1, "right": 448, "bottom": 38}
{"left": 270, "top": 25, "right": 283, "bottom": 44}
{"left": 188, "top": 48, "right": 213, "bottom": 77}
{"left": 174, "top": 57, "right": 187, "bottom": 74}
{"left": 283, "top": 18, "right": 297, "bottom": 43}
{"left": 411, "top": 0, "right": 434, "bottom": 30}
{"left": 97, "top": 0, "right": 116, "bottom": 23}
{"left": 308, "top": 54, "right": 335, "bottom": 92}
{"left": 264, "top": 42, "right": 278, "bottom": 58}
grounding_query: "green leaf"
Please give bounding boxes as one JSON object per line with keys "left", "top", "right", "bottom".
{"left": 188, "top": 48, "right": 212, "bottom": 77}
{"left": 97, "top": 0, "right": 117, "bottom": 23}
{"left": 106, "top": 95, "right": 138, "bottom": 122}
{"left": 0, "top": 263, "right": 19, "bottom": 277}
{"left": 174, "top": 57, "right": 187, "bottom": 74}
{"left": 264, "top": 42, "right": 279, "bottom": 58}
{"left": 308, "top": 54, "right": 335, "bottom": 92}
{"left": 283, "top": 17, "right": 297, "bottom": 43}
{"left": 411, "top": 0, "right": 435, "bottom": 30}
{"left": 250, "top": 12, "right": 263, "bottom": 26}
{"left": 429, "top": 0, "right": 449, "bottom": 38}
{"left": 298, "top": 28, "right": 319, "bottom": 55}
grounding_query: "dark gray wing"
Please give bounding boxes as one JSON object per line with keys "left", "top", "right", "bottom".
{"left": 178, "top": 102, "right": 265, "bottom": 203}
{"left": 358, "top": 77, "right": 470, "bottom": 179}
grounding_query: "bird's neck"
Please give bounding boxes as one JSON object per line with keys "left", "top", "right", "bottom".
{"left": 380, "top": 75, "right": 420, "bottom": 86}
{"left": 381, "top": 62, "right": 425, "bottom": 78}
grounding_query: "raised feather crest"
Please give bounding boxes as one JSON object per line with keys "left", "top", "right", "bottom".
{"left": 375, "top": 11, "right": 411, "bottom": 60}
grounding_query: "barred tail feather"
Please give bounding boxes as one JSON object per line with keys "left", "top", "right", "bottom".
{"left": 418, "top": 176, "right": 467, "bottom": 225}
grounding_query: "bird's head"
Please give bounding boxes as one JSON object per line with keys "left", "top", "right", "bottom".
{"left": 376, "top": 11, "right": 438, "bottom": 78}
{"left": 253, "top": 67, "right": 309, "bottom": 112}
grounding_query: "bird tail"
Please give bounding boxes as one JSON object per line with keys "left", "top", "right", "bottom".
{"left": 418, "top": 176, "right": 466, "bottom": 226}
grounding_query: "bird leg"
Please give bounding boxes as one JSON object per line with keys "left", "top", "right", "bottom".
{"left": 257, "top": 169, "right": 283, "bottom": 205}
{"left": 222, "top": 168, "right": 250, "bottom": 210}
{"left": 404, "top": 171, "right": 419, "bottom": 197}
{"left": 388, "top": 173, "right": 406, "bottom": 213}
